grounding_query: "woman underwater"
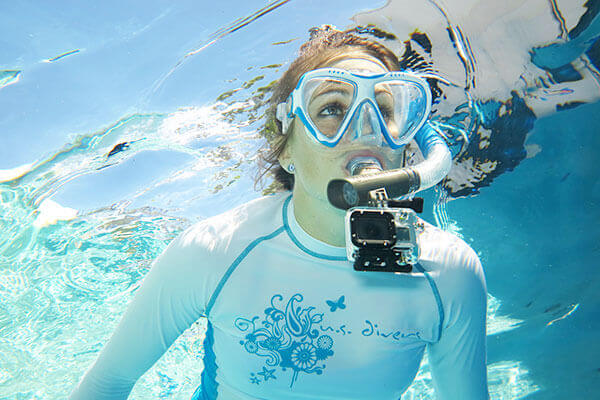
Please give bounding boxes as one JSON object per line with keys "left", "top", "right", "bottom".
{"left": 70, "top": 26, "right": 489, "bottom": 400}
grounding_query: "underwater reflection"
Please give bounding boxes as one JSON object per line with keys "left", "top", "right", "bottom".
{"left": 0, "top": 0, "right": 598, "bottom": 399}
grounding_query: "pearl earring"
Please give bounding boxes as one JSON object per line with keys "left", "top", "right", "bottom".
{"left": 286, "top": 163, "right": 295, "bottom": 174}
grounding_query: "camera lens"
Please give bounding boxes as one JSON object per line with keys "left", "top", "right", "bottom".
{"left": 356, "top": 218, "right": 387, "bottom": 240}
{"left": 350, "top": 211, "right": 395, "bottom": 247}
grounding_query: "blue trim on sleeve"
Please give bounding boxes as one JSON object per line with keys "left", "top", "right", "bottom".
{"left": 282, "top": 196, "right": 347, "bottom": 262}
{"left": 413, "top": 263, "right": 445, "bottom": 341}
{"left": 198, "top": 223, "right": 286, "bottom": 399}
{"left": 206, "top": 226, "right": 285, "bottom": 316}
{"left": 198, "top": 322, "right": 217, "bottom": 400}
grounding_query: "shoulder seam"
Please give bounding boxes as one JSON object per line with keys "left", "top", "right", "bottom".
{"left": 205, "top": 226, "right": 285, "bottom": 317}
{"left": 413, "top": 263, "right": 445, "bottom": 341}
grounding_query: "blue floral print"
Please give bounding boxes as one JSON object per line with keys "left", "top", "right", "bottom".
{"left": 235, "top": 294, "right": 336, "bottom": 387}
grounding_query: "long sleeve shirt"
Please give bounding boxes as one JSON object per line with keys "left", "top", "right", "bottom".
{"left": 70, "top": 193, "right": 488, "bottom": 399}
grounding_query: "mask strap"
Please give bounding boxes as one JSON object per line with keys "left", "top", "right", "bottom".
{"left": 276, "top": 101, "right": 292, "bottom": 134}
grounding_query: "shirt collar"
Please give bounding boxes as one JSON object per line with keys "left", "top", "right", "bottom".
{"left": 282, "top": 195, "right": 347, "bottom": 261}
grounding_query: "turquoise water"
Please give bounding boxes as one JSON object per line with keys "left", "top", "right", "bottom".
{"left": 1, "top": 0, "right": 599, "bottom": 399}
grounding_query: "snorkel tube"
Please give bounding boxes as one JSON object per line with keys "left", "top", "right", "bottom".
{"left": 327, "top": 123, "right": 452, "bottom": 209}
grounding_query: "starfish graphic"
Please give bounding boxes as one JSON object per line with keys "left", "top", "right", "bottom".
{"left": 257, "top": 366, "right": 277, "bottom": 381}
{"left": 250, "top": 376, "right": 260, "bottom": 384}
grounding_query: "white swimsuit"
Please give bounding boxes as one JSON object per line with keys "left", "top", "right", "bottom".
{"left": 70, "top": 194, "right": 488, "bottom": 400}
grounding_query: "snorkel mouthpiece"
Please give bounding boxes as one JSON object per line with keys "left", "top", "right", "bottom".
{"left": 338, "top": 157, "right": 384, "bottom": 207}
{"left": 347, "top": 157, "right": 383, "bottom": 176}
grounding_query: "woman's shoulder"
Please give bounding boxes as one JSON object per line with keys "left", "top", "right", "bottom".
{"left": 417, "top": 219, "right": 486, "bottom": 295}
{"left": 143, "top": 194, "right": 290, "bottom": 311}
{"left": 174, "top": 193, "right": 289, "bottom": 254}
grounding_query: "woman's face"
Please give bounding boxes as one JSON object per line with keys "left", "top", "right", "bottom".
{"left": 280, "top": 52, "right": 405, "bottom": 203}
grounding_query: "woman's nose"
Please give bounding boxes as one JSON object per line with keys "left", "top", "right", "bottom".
{"left": 353, "top": 103, "right": 383, "bottom": 146}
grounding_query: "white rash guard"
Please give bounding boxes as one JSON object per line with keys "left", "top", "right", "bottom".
{"left": 70, "top": 194, "right": 488, "bottom": 400}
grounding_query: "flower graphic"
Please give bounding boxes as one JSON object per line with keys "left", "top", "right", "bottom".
{"left": 260, "top": 337, "right": 281, "bottom": 351}
{"left": 317, "top": 335, "right": 333, "bottom": 350}
{"left": 245, "top": 340, "right": 258, "bottom": 353}
{"left": 291, "top": 343, "right": 317, "bottom": 370}
{"left": 235, "top": 294, "right": 338, "bottom": 387}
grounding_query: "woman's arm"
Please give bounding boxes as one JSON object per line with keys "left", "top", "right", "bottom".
{"left": 427, "top": 246, "right": 489, "bottom": 400}
{"left": 70, "top": 226, "right": 210, "bottom": 399}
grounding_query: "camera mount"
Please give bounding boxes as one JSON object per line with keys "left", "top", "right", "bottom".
{"left": 330, "top": 167, "right": 424, "bottom": 273}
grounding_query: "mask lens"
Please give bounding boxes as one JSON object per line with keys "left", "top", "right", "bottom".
{"left": 302, "top": 78, "right": 356, "bottom": 141}
{"left": 374, "top": 80, "right": 429, "bottom": 145}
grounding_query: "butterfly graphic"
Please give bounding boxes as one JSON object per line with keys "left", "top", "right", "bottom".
{"left": 326, "top": 296, "right": 346, "bottom": 312}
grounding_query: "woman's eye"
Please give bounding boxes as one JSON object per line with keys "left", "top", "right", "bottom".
{"left": 379, "top": 106, "right": 391, "bottom": 120}
{"left": 318, "top": 104, "right": 344, "bottom": 117}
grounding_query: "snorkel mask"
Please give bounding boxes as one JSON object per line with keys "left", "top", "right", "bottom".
{"left": 276, "top": 67, "right": 453, "bottom": 209}
{"left": 276, "top": 68, "right": 432, "bottom": 149}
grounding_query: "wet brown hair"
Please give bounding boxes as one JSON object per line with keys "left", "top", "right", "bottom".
{"left": 259, "top": 25, "right": 403, "bottom": 192}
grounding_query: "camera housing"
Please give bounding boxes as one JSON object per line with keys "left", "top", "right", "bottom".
{"left": 345, "top": 206, "right": 420, "bottom": 272}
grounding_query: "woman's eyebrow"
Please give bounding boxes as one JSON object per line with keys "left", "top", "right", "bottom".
{"left": 375, "top": 85, "right": 393, "bottom": 98}
{"left": 311, "top": 83, "right": 352, "bottom": 100}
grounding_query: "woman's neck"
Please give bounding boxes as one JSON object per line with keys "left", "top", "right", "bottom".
{"left": 291, "top": 185, "right": 346, "bottom": 247}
